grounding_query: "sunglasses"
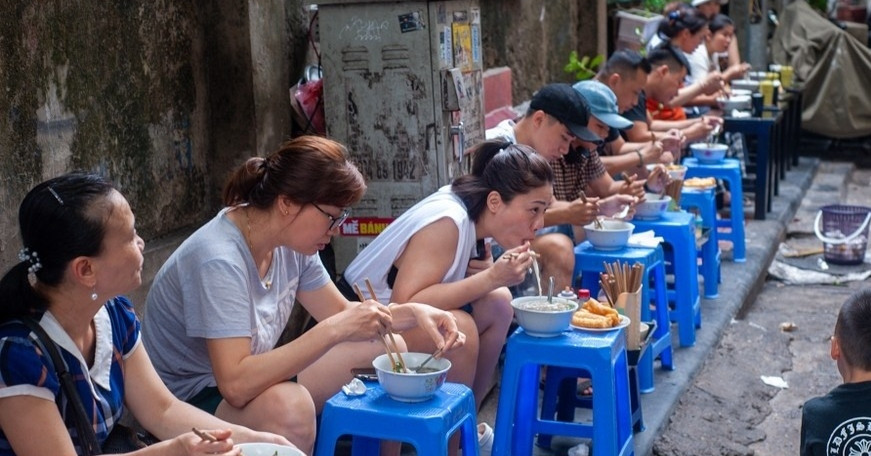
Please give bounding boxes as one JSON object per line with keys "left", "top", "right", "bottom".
{"left": 312, "top": 203, "right": 351, "bottom": 230}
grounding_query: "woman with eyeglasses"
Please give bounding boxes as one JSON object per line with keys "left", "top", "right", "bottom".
{"left": 340, "top": 140, "right": 553, "bottom": 410}
{"left": 141, "top": 136, "right": 464, "bottom": 454}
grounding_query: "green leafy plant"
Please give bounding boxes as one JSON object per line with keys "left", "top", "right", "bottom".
{"left": 564, "top": 51, "right": 605, "bottom": 81}
{"left": 642, "top": 0, "right": 666, "bottom": 13}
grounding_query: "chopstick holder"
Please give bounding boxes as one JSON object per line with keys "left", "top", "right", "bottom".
{"left": 615, "top": 286, "right": 643, "bottom": 350}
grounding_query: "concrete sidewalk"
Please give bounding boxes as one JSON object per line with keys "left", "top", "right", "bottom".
{"left": 476, "top": 156, "right": 819, "bottom": 456}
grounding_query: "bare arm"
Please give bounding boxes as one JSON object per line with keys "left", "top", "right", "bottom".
{"left": 0, "top": 346, "right": 290, "bottom": 456}
{"left": 390, "top": 218, "right": 532, "bottom": 308}
{"left": 206, "top": 283, "right": 391, "bottom": 408}
{"left": 544, "top": 198, "right": 599, "bottom": 227}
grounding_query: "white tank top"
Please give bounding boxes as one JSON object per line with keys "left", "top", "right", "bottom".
{"left": 343, "top": 186, "right": 477, "bottom": 302}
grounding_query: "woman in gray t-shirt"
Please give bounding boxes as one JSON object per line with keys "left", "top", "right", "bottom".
{"left": 142, "top": 136, "right": 464, "bottom": 454}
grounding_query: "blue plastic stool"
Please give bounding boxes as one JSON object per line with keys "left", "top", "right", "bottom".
{"left": 315, "top": 382, "right": 479, "bottom": 456}
{"left": 683, "top": 157, "right": 747, "bottom": 262}
{"left": 572, "top": 242, "right": 674, "bottom": 393}
{"left": 631, "top": 212, "right": 702, "bottom": 347}
{"left": 492, "top": 329, "right": 634, "bottom": 456}
{"left": 680, "top": 188, "right": 722, "bottom": 299}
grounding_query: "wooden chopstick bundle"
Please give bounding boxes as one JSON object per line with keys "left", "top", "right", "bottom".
{"left": 354, "top": 280, "right": 408, "bottom": 373}
{"left": 600, "top": 261, "right": 646, "bottom": 307}
{"left": 665, "top": 179, "right": 683, "bottom": 206}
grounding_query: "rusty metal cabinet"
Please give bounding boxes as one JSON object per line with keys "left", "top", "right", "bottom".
{"left": 317, "top": 0, "right": 484, "bottom": 270}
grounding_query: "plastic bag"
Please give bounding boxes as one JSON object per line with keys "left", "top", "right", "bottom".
{"left": 291, "top": 78, "right": 325, "bottom": 135}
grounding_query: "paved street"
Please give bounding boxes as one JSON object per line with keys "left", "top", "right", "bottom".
{"left": 477, "top": 156, "right": 870, "bottom": 456}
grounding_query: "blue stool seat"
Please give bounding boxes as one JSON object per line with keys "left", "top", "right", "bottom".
{"left": 315, "top": 382, "right": 478, "bottom": 456}
{"left": 683, "top": 157, "right": 747, "bottom": 262}
{"left": 680, "top": 188, "right": 722, "bottom": 299}
{"left": 572, "top": 242, "right": 674, "bottom": 393}
{"left": 492, "top": 329, "right": 634, "bottom": 456}
{"left": 631, "top": 212, "right": 702, "bottom": 347}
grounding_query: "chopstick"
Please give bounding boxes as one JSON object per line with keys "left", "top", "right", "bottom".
{"left": 365, "top": 279, "right": 408, "bottom": 373}
{"left": 599, "top": 261, "right": 646, "bottom": 307}
{"left": 357, "top": 279, "right": 408, "bottom": 373}
{"left": 192, "top": 427, "right": 217, "bottom": 442}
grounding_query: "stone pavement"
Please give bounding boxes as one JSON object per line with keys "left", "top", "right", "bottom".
{"left": 476, "top": 156, "right": 820, "bottom": 456}
{"left": 653, "top": 160, "right": 871, "bottom": 455}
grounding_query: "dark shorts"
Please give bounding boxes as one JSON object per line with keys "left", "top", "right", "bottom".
{"left": 187, "top": 386, "right": 223, "bottom": 415}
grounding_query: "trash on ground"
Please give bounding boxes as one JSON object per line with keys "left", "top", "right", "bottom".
{"left": 779, "top": 322, "right": 798, "bottom": 332}
{"left": 760, "top": 376, "right": 789, "bottom": 389}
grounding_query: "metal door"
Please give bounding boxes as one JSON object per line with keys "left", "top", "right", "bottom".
{"left": 318, "top": 0, "right": 483, "bottom": 271}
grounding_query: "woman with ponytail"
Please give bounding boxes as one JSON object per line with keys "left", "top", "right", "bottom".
{"left": 341, "top": 139, "right": 554, "bottom": 410}
{"left": 142, "top": 136, "right": 464, "bottom": 454}
{"left": 0, "top": 173, "right": 288, "bottom": 455}
{"left": 648, "top": 2, "right": 724, "bottom": 115}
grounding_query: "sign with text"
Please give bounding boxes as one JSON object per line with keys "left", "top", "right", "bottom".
{"left": 339, "top": 217, "right": 394, "bottom": 237}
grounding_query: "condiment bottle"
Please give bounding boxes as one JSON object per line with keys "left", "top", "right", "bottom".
{"left": 576, "top": 288, "right": 591, "bottom": 303}
{"left": 558, "top": 287, "right": 577, "bottom": 302}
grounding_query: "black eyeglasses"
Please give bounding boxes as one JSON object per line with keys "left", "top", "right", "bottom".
{"left": 312, "top": 203, "right": 351, "bottom": 230}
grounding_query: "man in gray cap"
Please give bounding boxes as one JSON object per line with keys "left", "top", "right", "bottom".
{"left": 566, "top": 80, "right": 668, "bottom": 188}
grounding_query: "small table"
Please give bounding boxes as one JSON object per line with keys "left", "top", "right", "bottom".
{"left": 723, "top": 110, "right": 783, "bottom": 220}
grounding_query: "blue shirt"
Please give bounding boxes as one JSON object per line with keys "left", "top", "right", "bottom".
{"left": 0, "top": 297, "right": 141, "bottom": 455}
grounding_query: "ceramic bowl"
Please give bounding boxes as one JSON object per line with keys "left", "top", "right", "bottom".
{"left": 511, "top": 296, "right": 579, "bottom": 337}
{"left": 718, "top": 94, "right": 752, "bottom": 112}
{"left": 730, "top": 89, "right": 752, "bottom": 98}
{"left": 583, "top": 220, "right": 635, "bottom": 250}
{"left": 690, "top": 143, "right": 729, "bottom": 164}
{"left": 731, "top": 79, "right": 759, "bottom": 92}
{"left": 635, "top": 193, "right": 672, "bottom": 220}
{"left": 236, "top": 443, "right": 306, "bottom": 456}
{"left": 373, "top": 352, "right": 451, "bottom": 402}
{"left": 665, "top": 164, "right": 688, "bottom": 180}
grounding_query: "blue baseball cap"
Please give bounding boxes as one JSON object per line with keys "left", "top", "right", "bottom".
{"left": 572, "top": 81, "right": 634, "bottom": 130}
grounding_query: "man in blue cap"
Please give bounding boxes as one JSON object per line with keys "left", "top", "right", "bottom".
{"left": 572, "top": 80, "right": 670, "bottom": 181}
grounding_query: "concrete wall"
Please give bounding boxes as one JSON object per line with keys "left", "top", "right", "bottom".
{"left": 0, "top": 0, "right": 602, "bottom": 312}
{"left": 480, "top": 0, "right": 607, "bottom": 106}
{"left": 0, "top": 0, "right": 311, "bottom": 311}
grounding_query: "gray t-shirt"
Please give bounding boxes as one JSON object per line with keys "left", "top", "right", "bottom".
{"left": 142, "top": 207, "right": 330, "bottom": 401}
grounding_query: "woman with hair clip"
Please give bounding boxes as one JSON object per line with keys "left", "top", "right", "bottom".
{"left": 142, "top": 136, "right": 464, "bottom": 454}
{"left": 649, "top": 2, "right": 724, "bottom": 115}
{"left": 340, "top": 140, "right": 554, "bottom": 412}
{"left": 0, "top": 173, "right": 289, "bottom": 455}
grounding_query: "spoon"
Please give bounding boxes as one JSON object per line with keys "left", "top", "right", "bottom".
{"left": 547, "top": 276, "right": 555, "bottom": 304}
{"left": 613, "top": 204, "right": 630, "bottom": 220}
{"left": 707, "top": 124, "right": 722, "bottom": 145}
{"left": 413, "top": 347, "right": 444, "bottom": 373}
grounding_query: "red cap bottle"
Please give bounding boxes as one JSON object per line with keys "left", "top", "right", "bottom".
{"left": 577, "top": 289, "right": 591, "bottom": 302}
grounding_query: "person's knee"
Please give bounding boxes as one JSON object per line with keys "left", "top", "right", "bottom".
{"left": 254, "top": 384, "right": 317, "bottom": 449}
{"left": 534, "top": 234, "right": 574, "bottom": 273}
{"left": 482, "top": 288, "right": 514, "bottom": 331}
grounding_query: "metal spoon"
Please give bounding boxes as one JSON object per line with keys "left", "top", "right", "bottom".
{"left": 707, "top": 124, "right": 722, "bottom": 145}
{"left": 547, "top": 276, "right": 555, "bottom": 304}
{"left": 613, "top": 204, "right": 631, "bottom": 220}
{"left": 412, "top": 347, "right": 444, "bottom": 373}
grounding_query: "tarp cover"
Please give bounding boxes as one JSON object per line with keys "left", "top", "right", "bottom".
{"left": 771, "top": 0, "right": 871, "bottom": 138}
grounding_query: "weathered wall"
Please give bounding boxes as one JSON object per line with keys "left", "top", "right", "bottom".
{"left": 0, "top": 0, "right": 310, "bottom": 309}
{"left": 480, "top": 0, "right": 606, "bottom": 105}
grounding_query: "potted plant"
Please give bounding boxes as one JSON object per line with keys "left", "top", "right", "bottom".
{"left": 614, "top": 1, "right": 664, "bottom": 51}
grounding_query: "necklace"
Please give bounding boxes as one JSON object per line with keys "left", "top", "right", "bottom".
{"left": 244, "top": 207, "right": 272, "bottom": 290}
